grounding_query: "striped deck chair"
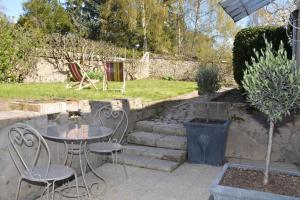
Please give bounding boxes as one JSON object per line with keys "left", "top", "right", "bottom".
{"left": 65, "top": 60, "right": 98, "bottom": 90}
{"left": 103, "top": 61, "right": 126, "bottom": 94}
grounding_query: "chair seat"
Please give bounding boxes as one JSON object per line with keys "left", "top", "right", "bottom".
{"left": 25, "top": 164, "right": 75, "bottom": 182}
{"left": 88, "top": 142, "right": 123, "bottom": 153}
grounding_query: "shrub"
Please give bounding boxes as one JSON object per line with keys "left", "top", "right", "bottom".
{"left": 196, "top": 65, "right": 220, "bottom": 95}
{"left": 233, "top": 26, "right": 292, "bottom": 88}
{"left": 86, "top": 70, "right": 103, "bottom": 81}
{"left": 242, "top": 39, "right": 300, "bottom": 185}
{"left": 163, "top": 75, "right": 175, "bottom": 81}
{"left": 0, "top": 16, "right": 44, "bottom": 82}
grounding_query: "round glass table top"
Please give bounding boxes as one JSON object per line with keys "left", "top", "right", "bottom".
{"left": 43, "top": 124, "right": 113, "bottom": 142}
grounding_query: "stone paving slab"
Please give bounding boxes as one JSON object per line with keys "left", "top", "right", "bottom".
{"left": 153, "top": 123, "right": 186, "bottom": 136}
{"left": 43, "top": 159, "right": 298, "bottom": 200}
{"left": 136, "top": 121, "right": 186, "bottom": 136}
{"left": 128, "top": 131, "right": 187, "bottom": 150}
{"left": 117, "top": 154, "right": 180, "bottom": 172}
{"left": 128, "top": 131, "right": 163, "bottom": 147}
{"left": 56, "top": 162, "right": 221, "bottom": 200}
{"left": 156, "top": 135, "right": 187, "bottom": 150}
{"left": 124, "top": 144, "right": 186, "bottom": 162}
{"left": 0, "top": 110, "right": 43, "bottom": 129}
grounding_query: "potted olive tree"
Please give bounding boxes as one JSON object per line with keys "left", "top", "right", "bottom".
{"left": 184, "top": 65, "right": 231, "bottom": 166}
{"left": 210, "top": 40, "right": 300, "bottom": 199}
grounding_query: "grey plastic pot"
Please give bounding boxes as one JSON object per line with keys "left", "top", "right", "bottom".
{"left": 210, "top": 163, "right": 300, "bottom": 200}
{"left": 183, "top": 119, "right": 230, "bottom": 166}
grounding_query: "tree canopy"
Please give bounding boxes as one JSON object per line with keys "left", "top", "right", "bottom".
{"left": 17, "top": 0, "right": 238, "bottom": 62}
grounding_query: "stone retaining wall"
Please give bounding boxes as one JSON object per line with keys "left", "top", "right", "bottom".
{"left": 24, "top": 56, "right": 202, "bottom": 82}
{"left": 24, "top": 57, "right": 150, "bottom": 83}
{"left": 192, "top": 101, "right": 300, "bottom": 166}
{"left": 149, "top": 58, "right": 200, "bottom": 81}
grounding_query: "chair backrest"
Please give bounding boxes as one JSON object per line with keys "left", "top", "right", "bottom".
{"left": 105, "top": 62, "right": 124, "bottom": 82}
{"left": 67, "top": 61, "right": 84, "bottom": 82}
{"left": 94, "top": 104, "right": 128, "bottom": 143}
{"left": 8, "top": 123, "right": 51, "bottom": 180}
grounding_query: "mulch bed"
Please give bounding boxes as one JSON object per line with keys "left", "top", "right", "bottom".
{"left": 221, "top": 168, "right": 300, "bottom": 197}
{"left": 212, "top": 89, "right": 247, "bottom": 103}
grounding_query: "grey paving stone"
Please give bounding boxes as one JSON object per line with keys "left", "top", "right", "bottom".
{"left": 123, "top": 144, "right": 186, "bottom": 162}
{"left": 135, "top": 121, "right": 157, "bottom": 132}
{"left": 127, "top": 131, "right": 163, "bottom": 146}
{"left": 127, "top": 131, "right": 187, "bottom": 150}
{"left": 117, "top": 154, "right": 180, "bottom": 172}
{"left": 153, "top": 123, "right": 186, "bottom": 136}
{"left": 136, "top": 120, "right": 186, "bottom": 136}
{"left": 156, "top": 135, "right": 187, "bottom": 150}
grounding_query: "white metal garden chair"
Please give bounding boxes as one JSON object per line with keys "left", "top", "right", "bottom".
{"left": 8, "top": 123, "right": 79, "bottom": 200}
{"left": 87, "top": 104, "right": 128, "bottom": 178}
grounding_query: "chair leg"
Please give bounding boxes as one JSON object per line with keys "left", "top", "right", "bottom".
{"left": 111, "top": 152, "right": 115, "bottom": 170}
{"left": 78, "top": 74, "right": 86, "bottom": 90}
{"left": 120, "top": 150, "right": 128, "bottom": 179}
{"left": 74, "top": 173, "right": 80, "bottom": 200}
{"left": 51, "top": 181, "right": 56, "bottom": 200}
{"left": 46, "top": 183, "right": 50, "bottom": 200}
{"left": 15, "top": 177, "right": 23, "bottom": 200}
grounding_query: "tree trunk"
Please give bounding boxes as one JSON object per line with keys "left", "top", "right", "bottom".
{"left": 191, "top": 0, "right": 201, "bottom": 53}
{"left": 177, "top": 0, "right": 184, "bottom": 54}
{"left": 264, "top": 120, "right": 274, "bottom": 185}
{"left": 141, "top": 0, "right": 147, "bottom": 52}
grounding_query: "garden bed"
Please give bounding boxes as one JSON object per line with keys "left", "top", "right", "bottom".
{"left": 221, "top": 168, "right": 300, "bottom": 198}
{"left": 212, "top": 88, "right": 246, "bottom": 103}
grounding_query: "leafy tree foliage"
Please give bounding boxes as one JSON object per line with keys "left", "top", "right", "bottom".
{"left": 17, "top": 0, "right": 237, "bottom": 62}
{"left": 242, "top": 40, "right": 300, "bottom": 185}
{"left": 19, "top": 0, "right": 74, "bottom": 34}
{"left": 0, "top": 16, "right": 44, "bottom": 82}
{"left": 65, "top": 0, "right": 103, "bottom": 39}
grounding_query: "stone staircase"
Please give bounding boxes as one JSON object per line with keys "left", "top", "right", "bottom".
{"left": 119, "top": 120, "right": 187, "bottom": 172}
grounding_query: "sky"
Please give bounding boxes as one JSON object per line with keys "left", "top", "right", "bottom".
{"left": 1, "top": 0, "right": 285, "bottom": 28}
{"left": 1, "top": 0, "right": 25, "bottom": 19}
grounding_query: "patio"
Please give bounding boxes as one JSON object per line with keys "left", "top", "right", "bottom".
{"left": 1, "top": 89, "right": 299, "bottom": 200}
{"left": 50, "top": 159, "right": 297, "bottom": 200}
{"left": 61, "top": 162, "right": 220, "bottom": 200}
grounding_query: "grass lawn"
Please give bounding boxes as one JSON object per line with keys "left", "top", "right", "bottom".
{"left": 0, "top": 80, "right": 196, "bottom": 102}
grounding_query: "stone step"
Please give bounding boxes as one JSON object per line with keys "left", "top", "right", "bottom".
{"left": 136, "top": 120, "right": 186, "bottom": 136}
{"left": 0, "top": 101, "right": 8, "bottom": 111}
{"left": 114, "top": 154, "right": 180, "bottom": 172}
{"left": 9, "top": 101, "right": 67, "bottom": 114}
{"left": 123, "top": 144, "right": 186, "bottom": 162}
{"left": 127, "top": 131, "right": 187, "bottom": 150}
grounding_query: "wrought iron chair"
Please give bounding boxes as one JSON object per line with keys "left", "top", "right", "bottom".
{"left": 87, "top": 104, "right": 128, "bottom": 178}
{"left": 8, "top": 123, "right": 79, "bottom": 200}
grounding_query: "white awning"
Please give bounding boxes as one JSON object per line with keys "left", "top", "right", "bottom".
{"left": 219, "top": 0, "right": 275, "bottom": 22}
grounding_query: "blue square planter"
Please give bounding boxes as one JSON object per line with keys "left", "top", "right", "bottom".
{"left": 183, "top": 119, "right": 230, "bottom": 166}
{"left": 210, "top": 163, "right": 300, "bottom": 200}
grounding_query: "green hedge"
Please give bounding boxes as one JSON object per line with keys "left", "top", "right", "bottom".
{"left": 233, "top": 26, "right": 292, "bottom": 88}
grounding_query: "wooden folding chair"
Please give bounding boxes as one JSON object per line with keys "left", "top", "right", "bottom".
{"left": 65, "top": 60, "right": 98, "bottom": 90}
{"left": 103, "top": 61, "right": 126, "bottom": 94}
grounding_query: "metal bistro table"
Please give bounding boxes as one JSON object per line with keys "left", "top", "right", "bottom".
{"left": 42, "top": 123, "right": 113, "bottom": 199}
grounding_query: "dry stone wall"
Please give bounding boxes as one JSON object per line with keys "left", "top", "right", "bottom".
{"left": 24, "top": 57, "right": 150, "bottom": 82}
{"left": 192, "top": 101, "right": 300, "bottom": 166}
{"left": 149, "top": 58, "right": 200, "bottom": 81}
{"left": 24, "top": 56, "right": 202, "bottom": 82}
